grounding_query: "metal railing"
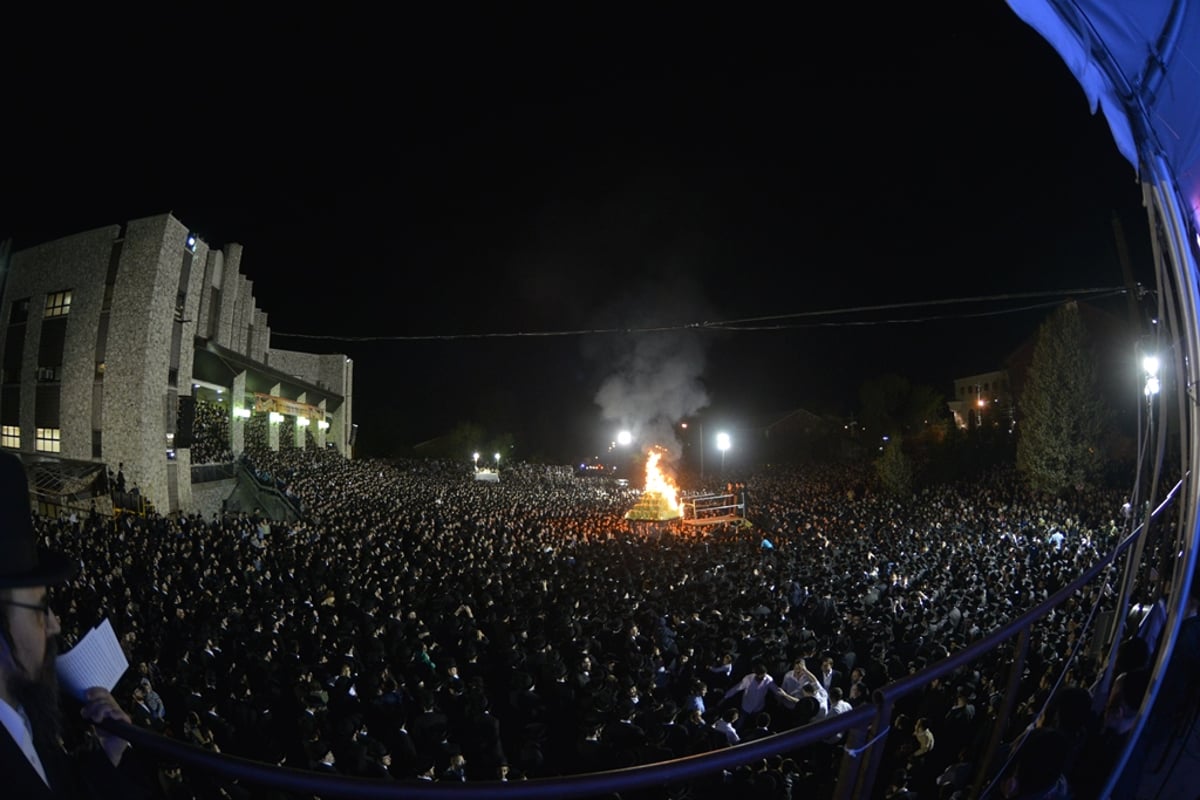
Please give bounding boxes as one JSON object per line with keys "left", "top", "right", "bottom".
{"left": 190, "top": 462, "right": 237, "bottom": 484}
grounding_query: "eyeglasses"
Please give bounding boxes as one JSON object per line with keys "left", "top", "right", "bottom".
{"left": 1, "top": 598, "right": 53, "bottom": 618}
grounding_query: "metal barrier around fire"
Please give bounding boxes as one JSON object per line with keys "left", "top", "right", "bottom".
{"left": 681, "top": 491, "right": 745, "bottom": 526}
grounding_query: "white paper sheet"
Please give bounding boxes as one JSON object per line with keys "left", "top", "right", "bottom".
{"left": 56, "top": 618, "right": 129, "bottom": 701}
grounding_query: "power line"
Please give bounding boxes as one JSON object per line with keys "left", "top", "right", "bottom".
{"left": 711, "top": 291, "right": 1130, "bottom": 331}
{"left": 271, "top": 286, "right": 1129, "bottom": 343}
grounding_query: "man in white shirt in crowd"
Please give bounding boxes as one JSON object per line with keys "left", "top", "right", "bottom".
{"left": 712, "top": 708, "right": 740, "bottom": 745}
{"left": 723, "top": 662, "right": 802, "bottom": 728}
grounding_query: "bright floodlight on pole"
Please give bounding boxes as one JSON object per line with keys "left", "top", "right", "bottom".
{"left": 716, "top": 432, "right": 730, "bottom": 473}
{"left": 617, "top": 430, "right": 633, "bottom": 447}
{"left": 1144, "top": 355, "right": 1161, "bottom": 396}
{"left": 494, "top": 452, "right": 501, "bottom": 467}
{"left": 473, "top": 452, "right": 480, "bottom": 470}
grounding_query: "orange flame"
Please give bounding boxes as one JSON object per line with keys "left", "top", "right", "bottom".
{"left": 644, "top": 448, "right": 681, "bottom": 513}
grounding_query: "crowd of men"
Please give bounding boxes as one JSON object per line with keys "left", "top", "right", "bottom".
{"left": 37, "top": 448, "right": 1152, "bottom": 798}
{"left": 189, "top": 400, "right": 234, "bottom": 467}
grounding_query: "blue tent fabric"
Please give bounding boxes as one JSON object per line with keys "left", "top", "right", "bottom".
{"left": 1009, "top": 4, "right": 1200, "bottom": 795}
{"left": 1008, "top": 0, "right": 1200, "bottom": 241}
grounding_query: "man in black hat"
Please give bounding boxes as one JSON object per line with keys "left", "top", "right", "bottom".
{"left": 0, "top": 452, "right": 135, "bottom": 798}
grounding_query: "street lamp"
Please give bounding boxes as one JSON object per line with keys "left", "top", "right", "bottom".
{"left": 473, "top": 452, "right": 480, "bottom": 471}
{"left": 494, "top": 452, "right": 501, "bottom": 469}
{"left": 716, "top": 432, "right": 731, "bottom": 474}
{"left": 1143, "top": 355, "right": 1161, "bottom": 397}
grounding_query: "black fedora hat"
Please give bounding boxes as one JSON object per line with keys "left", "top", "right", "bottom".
{"left": 0, "top": 452, "right": 76, "bottom": 588}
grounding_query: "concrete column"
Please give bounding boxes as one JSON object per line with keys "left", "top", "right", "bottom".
{"left": 294, "top": 392, "right": 307, "bottom": 449}
{"left": 268, "top": 383, "right": 281, "bottom": 451}
{"left": 317, "top": 399, "right": 328, "bottom": 449}
{"left": 231, "top": 371, "right": 247, "bottom": 455}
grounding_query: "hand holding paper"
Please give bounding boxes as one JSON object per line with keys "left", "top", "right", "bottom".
{"left": 56, "top": 618, "right": 129, "bottom": 701}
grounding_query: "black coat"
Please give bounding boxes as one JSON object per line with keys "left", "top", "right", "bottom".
{"left": 0, "top": 726, "right": 146, "bottom": 800}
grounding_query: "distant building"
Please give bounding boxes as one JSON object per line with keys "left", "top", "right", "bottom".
{"left": 0, "top": 213, "right": 352, "bottom": 514}
{"left": 948, "top": 370, "right": 1015, "bottom": 430}
{"left": 947, "top": 301, "right": 1137, "bottom": 436}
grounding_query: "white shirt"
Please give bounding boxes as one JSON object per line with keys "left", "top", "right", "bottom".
{"left": 0, "top": 695, "right": 50, "bottom": 786}
{"left": 725, "top": 672, "right": 786, "bottom": 714}
{"left": 713, "top": 718, "right": 740, "bottom": 745}
{"left": 780, "top": 668, "right": 807, "bottom": 698}
{"left": 823, "top": 699, "right": 854, "bottom": 744}
{"left": 811, "top": 682, "right": 830, "bottom": 718}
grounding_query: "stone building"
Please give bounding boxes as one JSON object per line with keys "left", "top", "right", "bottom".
{"left": 0, "top": 213, "right": 352, "bottom": 515}
{"left": 947, "top": 369, "right": 1015, "bottom": 431}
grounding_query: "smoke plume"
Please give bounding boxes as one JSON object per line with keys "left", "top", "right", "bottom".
{"left": 594, "top": 330, "right": 709, "bottom": 460}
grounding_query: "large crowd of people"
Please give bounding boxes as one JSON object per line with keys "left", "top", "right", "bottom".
{"left": 189, "top": 400, "right": 234, "bottom": 466}
{"left": 39, "top": 447, "right": 1158, "bottom": 798}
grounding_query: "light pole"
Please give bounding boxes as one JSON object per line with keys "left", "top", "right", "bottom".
{"left": 717, "top": 432, "right": 730, "bottom": 475}
{"left": 494, "top": 452, "right": 501, "bottom": 470}
{"left": 473, "top": 452, "right": 480, "bottom": 471}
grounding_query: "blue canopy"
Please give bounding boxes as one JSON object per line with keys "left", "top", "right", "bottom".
{"left": 1008, "top": 3, "right": 1200, "bottom": 795}
{"left": 1008, "top": 0, "right": 1200, "bottom": 244}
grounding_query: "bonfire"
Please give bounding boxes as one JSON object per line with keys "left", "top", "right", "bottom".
{"left": 624, "top": 448, "right": 682, "bottom": 521}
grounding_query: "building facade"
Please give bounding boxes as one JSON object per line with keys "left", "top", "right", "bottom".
{"left": 0, "top": 213, "right": 352, "bottom": 514}
{"left": 947, "top": 369, "right": 1015, "bottom": 430}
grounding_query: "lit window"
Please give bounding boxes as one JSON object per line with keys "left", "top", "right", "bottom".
{"left": 1, "top": 426, "right": 18, "bottom": 448}
{"left": 35, "top": 427, "right": 61, "bottom": 453}
{"left": 44, "top": 291, "right": 72, "bottom": 318}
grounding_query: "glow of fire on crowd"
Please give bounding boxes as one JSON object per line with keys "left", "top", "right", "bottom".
{"left": 624, "top": 446, "right": 683, "bottom": 521}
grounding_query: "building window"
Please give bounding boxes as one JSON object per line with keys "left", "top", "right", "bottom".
{"left": 1, "top": 426, "right": 18, "bottom": 448}
{"left": 35, "top": 427, "right": 60, "bottom": 452}
{"left": 10, "top": 299, "right": 29, "bottom": 324}
{"left": 92, "top": 430, "right": 102, "bottom": 458}
{"left": 44, "top": 291, "right": 72, "bottom": 318}
{"left": 36, "top": 366, "right": 61, "bottom": 383}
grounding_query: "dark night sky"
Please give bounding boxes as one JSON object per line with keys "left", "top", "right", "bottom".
{"left": 1, "top": 6, "right": 1154, "bottom": 461}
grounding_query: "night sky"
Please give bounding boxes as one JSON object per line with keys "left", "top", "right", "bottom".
{"left": 2, "top": 6, "right": 1154, "bottom": 462}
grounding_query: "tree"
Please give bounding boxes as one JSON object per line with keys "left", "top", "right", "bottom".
{"left": 858, "top": 374, "right": 945, "bottom": 438}
{"left": 1016, "top": 301, "right": 1111, "bottom": 494}
{"left": 875, "top": 437, "right": 913, "bottom": 497}
{"left": 445, "top": 421, "right": 487, "bottom": 460}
